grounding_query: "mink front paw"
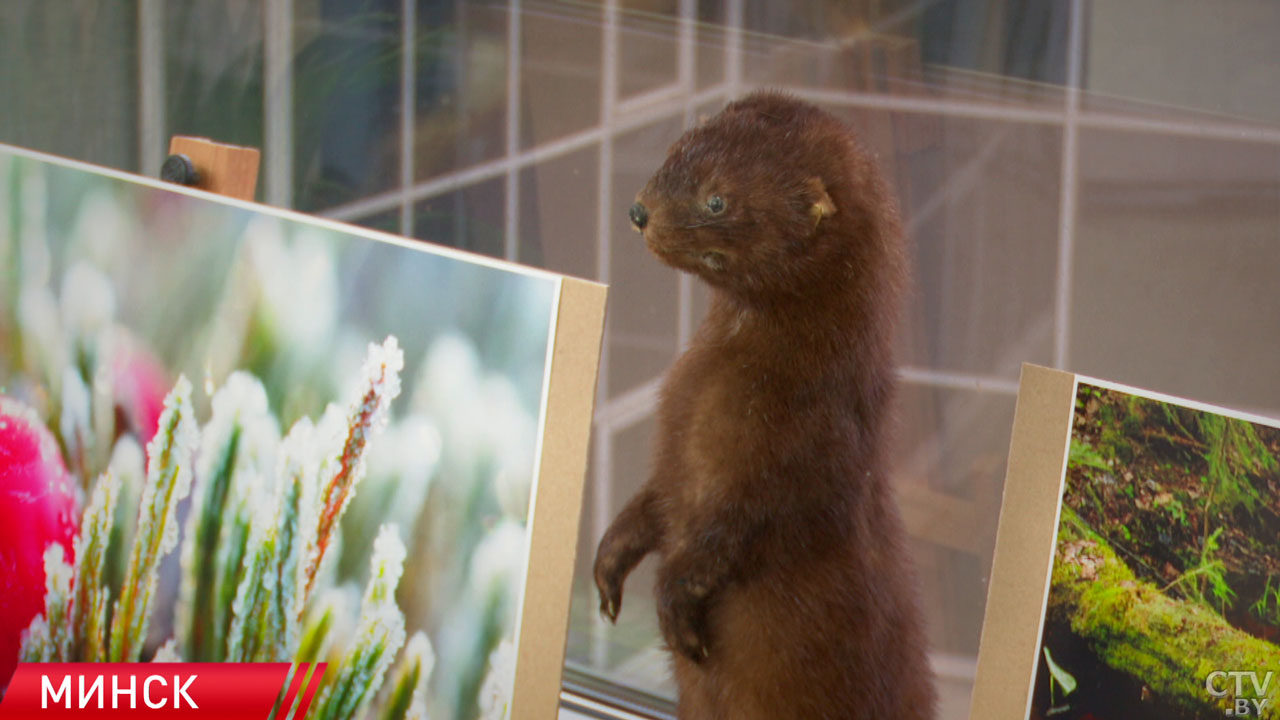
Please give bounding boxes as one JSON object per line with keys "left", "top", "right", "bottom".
{"left": 657, "top": 576, "right": 712, "bottom": 663}
{"left": 593, "top": 541, "right": 626, "bottom": 624}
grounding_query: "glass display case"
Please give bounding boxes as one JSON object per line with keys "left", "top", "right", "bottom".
{"left": 4, "top": 1, "right": 1279, "bottom": 718}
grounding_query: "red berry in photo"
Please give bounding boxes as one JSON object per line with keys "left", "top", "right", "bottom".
{"left": 0, "top": 399, "right": 79, "bottom": 689}
{"left": 112, "top": 334, "right": 170, "bottom": 444}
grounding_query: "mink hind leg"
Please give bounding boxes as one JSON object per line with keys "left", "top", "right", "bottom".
{"left": 671, "top": 656, "right": 767, "bottom": 720}
{"left": 668, "top": 556, "right": 937, "bottom": 720}
{"left": 671, "top": 668, "right": 718, "bottom": 720}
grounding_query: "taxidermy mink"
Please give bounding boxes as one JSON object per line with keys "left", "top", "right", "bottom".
{"left": 593, "top": 91, "right": 935, "bottom": 719}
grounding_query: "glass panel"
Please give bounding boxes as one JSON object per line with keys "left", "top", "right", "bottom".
{"left": 163, "top": 2, "right": 266, "bottom": 172}
{"left": 518, "top": 145, "right": 600, "bottom": 279}
{"left": 1085, "top": 0, "right": 1280, "bottom": 124}
{"left": 894, "top": 383, "right": 1016, "bottom": 507}
{"left": 4, "top": 2, "right": 1280, "bottom": 718}
{"left": 520, "top": 2, "right": 602, "bottom": 149}
{"left": 412, "top": 177, "right": 505, "bottom": 258}
{"left": 817, "top": 107, "right": 1063, "bottom": 379}
{"left": 695, "top": 0, "right": 726, "bottom": 91}
{"left": 350, "top": 207, "right": 402, "bottom": 236}
{"left": 619, "top": 0, "right": 679, "bottom": 99}
{"left": 413, "top": 0, "right": 508, "bottom": 182}
{"left": 1071, "top": 127, "right": 1280, "bottom": 410}
{"left": 741, "top": 0, "right": 1069, "bottom": 109}
{"left": 293, "top": 0, "right": 404, "bottom": 211}
{"left": 0, "top": 2, "right": 140, "bottom": 170}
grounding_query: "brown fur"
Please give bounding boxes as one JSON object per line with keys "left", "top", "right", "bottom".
{"left": 593, "top": 91, "right": 936, "bottom": 719}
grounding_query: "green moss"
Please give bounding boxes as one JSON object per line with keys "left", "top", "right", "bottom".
{"left": 1050, "top": 508, "right": 1280, "bottom": 717}
{"left": 1199, "top": 413, "right": 1277, "bottom": 519}
{"left": 1069, "top": 438, "right": 1112, "bottom": 475}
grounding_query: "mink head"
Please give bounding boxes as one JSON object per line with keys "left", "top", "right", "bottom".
{"left": 631, "top": 91, "right": 896, "bottom": 303}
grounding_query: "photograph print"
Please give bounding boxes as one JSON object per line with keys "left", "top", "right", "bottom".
{"left": 0, "top": 143, "right": 604, "bottom": 720}
{"left": 1029, "top": 379, "right": 1280, "bottom": 719}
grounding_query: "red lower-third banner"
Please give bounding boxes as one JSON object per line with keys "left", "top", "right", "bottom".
{"left": 0, "top": 663, "right": 327, "bottom": 719}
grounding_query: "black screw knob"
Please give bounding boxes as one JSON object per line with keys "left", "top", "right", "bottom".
{"left": 160, "top": 154, "right": 200, "bottom": 186}
{"left": 629, "top": 202, "right": 648, "bottom": 230}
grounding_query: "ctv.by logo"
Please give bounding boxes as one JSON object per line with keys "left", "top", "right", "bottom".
{"left": 1205, "top": 671, "right": 1274, "bottom": 716}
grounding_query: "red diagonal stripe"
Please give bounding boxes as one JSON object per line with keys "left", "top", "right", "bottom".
{"left": 281, "top": 663, "right": 314, "bottom": 720}
{"left": 291, "top": 663, "right": 326, "bottom": 720}
{"left": 271, "top": 663, "right": 308, "bottom": 720}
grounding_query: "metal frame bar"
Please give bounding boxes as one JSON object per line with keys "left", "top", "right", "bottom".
{"left": 400, "top": 0, "right": 417, "bottom": 236}
{"left": 505, "top": 0, "right": 523, "bottom": 260}
{"left": 264, "top": 0, "right": 295, "bottom": 208}
{"left": 1054, "top": 0, "right": 1086, "bottom": 368}
{"left": 137, "top": 0, "right": 165, "bottom": 175}
{"left": 589, "top": 0, "right": 623, "bottom": 670}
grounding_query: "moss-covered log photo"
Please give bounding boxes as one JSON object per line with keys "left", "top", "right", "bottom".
{"left": 1030, "top": 383, "right": 1280, "bottom": 720}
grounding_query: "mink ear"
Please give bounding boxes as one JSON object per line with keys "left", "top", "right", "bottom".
{"left": 806, "top": 177, "right": 836, "bottom": 229}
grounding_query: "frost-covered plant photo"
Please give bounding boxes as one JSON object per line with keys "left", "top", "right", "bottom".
{"left": 0, "top": 147, "right": 558, "bottom": 720}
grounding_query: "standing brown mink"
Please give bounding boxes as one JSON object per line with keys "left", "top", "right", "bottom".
{"left": 593, "top": 91, "right": 936, "bottom": 719}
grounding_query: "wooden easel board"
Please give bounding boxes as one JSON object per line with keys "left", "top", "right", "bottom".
{"left": 166, "top": 136, "right": 260, "bottom": 201}
{"left": 971, "top": 364, "right": 1280, "bottom": 719}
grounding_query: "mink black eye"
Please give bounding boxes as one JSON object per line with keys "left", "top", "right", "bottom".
{"left": 706, "top": 195, "right": 726, "bottom": 214}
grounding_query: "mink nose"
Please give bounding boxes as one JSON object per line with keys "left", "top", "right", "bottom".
{"left": 629, "top": 202, "right": 649, "bottom": 230}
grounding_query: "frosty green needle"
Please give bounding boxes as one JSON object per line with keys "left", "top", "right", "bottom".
{"left": 108, "top": 375, "right": 199, "bottom": 662}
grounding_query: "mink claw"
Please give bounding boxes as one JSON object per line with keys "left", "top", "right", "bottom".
{"left": 599, "top": 597, "right": 619, "bottom": 624}
{"left": 596, "top": 579, "right": 622, "bottom": 623}
{"left": 675, "top": 637, "right": 710, "bottom": 665}
{"left": 665, "top": 623, "right": 711, "bottom": 664}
